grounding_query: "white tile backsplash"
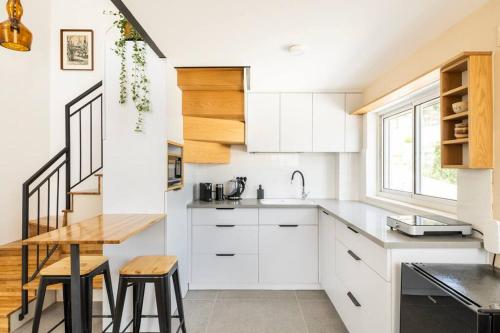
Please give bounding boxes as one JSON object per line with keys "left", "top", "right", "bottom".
{"left": 193, "top": 146, "right": 338, "bottom": 199}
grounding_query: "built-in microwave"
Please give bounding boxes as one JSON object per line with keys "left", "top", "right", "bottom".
{"left": 401, "top": 263, "right": 500, "bottom": 333}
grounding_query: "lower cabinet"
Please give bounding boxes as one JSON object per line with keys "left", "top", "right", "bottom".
{"left": 192, "top": 254, "right": 258, "bottom": 284}
{"left": 319, "top": 210, "right": 336, "bottom": 298}
{"left": 259, "top": 224, "right": 318, "bottom": 284}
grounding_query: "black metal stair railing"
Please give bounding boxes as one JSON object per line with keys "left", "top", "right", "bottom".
{"left": 20, "top": 81, "right": 104, "bottom": 319}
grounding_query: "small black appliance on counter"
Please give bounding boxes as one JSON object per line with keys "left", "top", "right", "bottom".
{"left": 215, "top": 184, "right": 224, "bottom": 201}
{"left": 199, "top": 183, "right": 213, "bottom": 202}
{"left": 226, "top": 177, "right": 246, "bottom": 200}
{"left": 401, "top": 263, "right": 500, "bottom": 333}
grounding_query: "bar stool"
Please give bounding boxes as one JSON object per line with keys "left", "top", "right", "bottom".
{"left": 113, "top": 256, "right": 186, "bottom": 333}
{"left": 31, "top": 256, "right": 115, "bottom": 333}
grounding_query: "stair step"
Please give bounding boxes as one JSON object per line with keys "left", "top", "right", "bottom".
{"left": 68, "top": 189, "right": 101, "bottom": 195}
{"left": 0, "top": 295, "right": 36, "bottom": 318}
{"left": 94, "top": 173, "right": 103, "bottom": 177}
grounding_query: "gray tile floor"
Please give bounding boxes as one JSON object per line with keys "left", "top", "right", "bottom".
{"left": 15, "top": 290, "right": 348, "bottom": 333}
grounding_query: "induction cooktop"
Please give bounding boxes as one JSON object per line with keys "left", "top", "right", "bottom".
{"left": 386, "top": 215, "right": 472, "bottom": 236}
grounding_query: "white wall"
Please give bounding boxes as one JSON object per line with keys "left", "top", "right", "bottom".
{"left": 0, "top": 0, "right": 51, "bottom": 244}
{"left": 194, "top": 147, "right": 338, "bottom": 199}
{"left": 49, "top": 0, "right": 115, "bottom": 153}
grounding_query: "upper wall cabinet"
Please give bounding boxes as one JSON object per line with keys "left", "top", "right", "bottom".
{"left": 246, "top": 92, "right": 362, "bottom": 153}
{"left": 280, "top": 93, "right": 313, "bottom": 152}
{"left": 313, "top": 93, "right": 345, "bottom": 152}
{"left": 246, "top": 93, "right": 280, "bottom": 152}
{"left": 345, "top": 94, "right": 363, "bottom": 152}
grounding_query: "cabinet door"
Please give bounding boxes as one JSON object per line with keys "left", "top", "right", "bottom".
{"left": 313, "top": 93, "right": 346, "bottom": 152}
{"left": 345, "top": 94, "right": 363, "bottom": 152}
{"left": 280, "top": 93, "right": 313, "bottom": 152}
{"left": 259, "top": 225, "right": 318, "bottom": 284}
{"left": 246, "top": 93, "right": 280, "bottom": 152}
{"left": 319, "top": 210, "right": 335, "bottom": 300}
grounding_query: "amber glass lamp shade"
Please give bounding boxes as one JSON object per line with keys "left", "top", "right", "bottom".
{"left": 0, "top": 0, "right": 32, "bottom": 51}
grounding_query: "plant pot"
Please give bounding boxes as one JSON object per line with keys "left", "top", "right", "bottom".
{"left": 123, "top": 21, "right": 142, "bottom": 41}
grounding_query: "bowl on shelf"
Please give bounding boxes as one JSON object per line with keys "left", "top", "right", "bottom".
{"left": 452, "top": 101, "right": 468, "bottom": 113}
{"left": 454, "top": 122, "right": 468, "bottom": 139}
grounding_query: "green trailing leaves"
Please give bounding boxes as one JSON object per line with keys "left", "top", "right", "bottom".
{"left": 107, "top": 11, "right": 151, "bottom": 133}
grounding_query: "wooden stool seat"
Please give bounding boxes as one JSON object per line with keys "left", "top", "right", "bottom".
{"left": 40, "top": 255, "right": 109, "bottom": 276}
{"left": 119, "top": 255, "right": 177, "bottom": 276}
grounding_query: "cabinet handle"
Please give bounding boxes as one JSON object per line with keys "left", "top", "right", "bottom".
{"left": 347, "top": 226, "right": 359, "bottom": 234}
{"left": 216, "top": 208, "right": 235, "bottom": 210}
{"left": 279, "top": 224, "right": 299, "bottom": 227}
{"left": 322, "top": 210, "right": 329, "bottom": 216}
{"left": 216, "top": 254, "right": 235, "bottom": 257}
{"left": 347, "top": 250, "right": 361, "bottom": 261}
{"left": 216, "top": 225, "right": 235, "bottom": 227}
{"left": 347, "top": 292, "right": 361, "bottom": 307}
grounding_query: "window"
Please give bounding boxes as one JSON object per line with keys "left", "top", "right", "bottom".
{"left": 380, "top": 94, "right": 457, "bottom": 203}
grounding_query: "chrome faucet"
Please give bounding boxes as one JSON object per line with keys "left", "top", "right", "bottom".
{"left": 291, "top": 170, "right": 309, "bottom": 200}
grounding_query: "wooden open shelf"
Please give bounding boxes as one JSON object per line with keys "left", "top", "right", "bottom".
{"left": 443, "top": 138, "right": 468, "bottom": 145}
{"left": 440, "top": 52, "right": 492, "bottom": 169}
{"left": 442, "top": 85, "right": 468, "bottom": 97}
{"left": 442, "top": 111, "right": 469, "bottom": 121}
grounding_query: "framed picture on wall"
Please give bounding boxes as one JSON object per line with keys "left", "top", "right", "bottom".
{"left": 60, "top": 29, "right": 94, "bottom": 70}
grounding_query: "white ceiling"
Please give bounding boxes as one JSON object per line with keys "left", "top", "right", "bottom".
{"left": 122, "top": 0, "right": 487, "bottom": 91}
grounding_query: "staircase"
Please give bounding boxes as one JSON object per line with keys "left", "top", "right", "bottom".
{"left": 0, "top": 82, "right": 105, "bottom": 332}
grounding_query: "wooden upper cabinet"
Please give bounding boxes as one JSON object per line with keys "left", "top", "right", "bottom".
{"left": 280, "top": 93, "right": 313, "bottom": 152}
{"left": 440, "top": 52, "right": 492, "bottom": 169}
{"left": 246, "top": 93, "right": 280, "bottom": 152}
{"left": 177, "top": 68, "right": 244, "bottom": 91}
{"left": 183, "top": 116, "right": 245, "bottom": 145}
{"left": 313, "top": 93, "right": 345, "bottom": 152}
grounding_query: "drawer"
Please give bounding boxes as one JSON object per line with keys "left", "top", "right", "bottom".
{"left": 335, "top": 219, "right": 390, "bottom": 281}
{"left": 192, "top": 226, "right": 258, "bottom": 254}
{"left": 335, "top": 240, "right": 391, "bottom": 333}
{"left": 191, "top": 254, "right": 258, "bottom": 284}
{"left": 259, "top": 225, "right": 318, "bottom": 284}
{"left": 192, "top": 208, "right": 258, "bottom": 226}
{"left": 331, "top": 275, "right": 363, "bottom": 333}
{"left": 259, "top": 208, "right": 318, "bottom": 225}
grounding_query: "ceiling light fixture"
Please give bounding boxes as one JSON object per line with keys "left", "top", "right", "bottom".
{"left": 288, "top": 44, "right": 306, "bottom": 56}
{"left": 0, "top": 0, "right": 32, "bottom": 51}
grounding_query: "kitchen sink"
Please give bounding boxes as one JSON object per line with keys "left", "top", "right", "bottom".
{"left": 259, "top": 198, "right": 316, "bottom": 206}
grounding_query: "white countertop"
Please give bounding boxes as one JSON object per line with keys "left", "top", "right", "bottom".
{"left": 188, "top": 199, "right": 483, "bottom": 249}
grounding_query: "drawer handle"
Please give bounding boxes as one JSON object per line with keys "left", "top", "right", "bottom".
{"left": 347, "top": 250, "right": 361, "bottom": 261}
{"left": 216, "top": 254, "right": 235, "bottom": 257}
{"left": 347, "top": 292, "right": 361, "bottom": 307}
{"left": 322, "top": 210, "right": 329, "bottom": 216}
{"left": 216, "top": 225, "right": 235, "bottom": 227}
{"left": 347, "top": 226, "right": 359, "bottom": 234}
{"left": 279, "top": 224, "right": 299, "bottom": 227}
{"left": 216, "top": 208, "right": 235, "bottom": 210}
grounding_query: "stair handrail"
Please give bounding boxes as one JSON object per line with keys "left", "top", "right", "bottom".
{"left": 20, "top": 81, "right": 103, "bottom": 320}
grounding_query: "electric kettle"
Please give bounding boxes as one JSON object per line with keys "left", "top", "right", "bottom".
{"left": 226, "top": 177, "right": 247, "bottom": 200}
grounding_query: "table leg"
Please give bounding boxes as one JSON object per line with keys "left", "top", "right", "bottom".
{"left": 70, "top": 244, "right": 82, "bottom": 333}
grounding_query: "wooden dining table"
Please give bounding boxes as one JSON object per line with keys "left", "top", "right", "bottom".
{"left": 23, "top": 214, "right": 166, "bottom": 333}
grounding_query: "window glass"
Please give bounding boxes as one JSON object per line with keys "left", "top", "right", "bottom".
{"left": 383, "top": 110, "right": 413, "bottom": 192}
{"left": 416, "top": 100, "right": 457, "bottom": 200}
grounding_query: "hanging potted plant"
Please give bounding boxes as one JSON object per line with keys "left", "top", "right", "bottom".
{"left": 106, "top": 11, "right": 151, "bottom": 132}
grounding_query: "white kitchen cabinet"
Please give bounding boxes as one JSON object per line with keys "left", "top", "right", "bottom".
{"left": 259, "top": 224, "right": 318, "bottom": 284}
{"left": 191, "top": 208, "right": 258, "bottom": 226}
{"left": 259, "top": 208, "right": 318, "bottom": 225}
{"left": 313, "top": 93, "right": 345, "bottom": 152}
{"left": 246, "top": 93, "right": 280, "bottom": 152}
{"left": 319, "top": 210, "right": 336, "bottom": 299}
{"left": 280, "top": 93, "right": 313, "bottom": 152}
{"left": 192, "top": 254, "right": 258, "bottom": 284}
{"left": 345, "top": 94, "right": 363, "bottom": 152}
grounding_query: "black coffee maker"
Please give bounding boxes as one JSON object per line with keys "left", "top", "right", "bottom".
{"left": 199, "top": 183, "right": 213, "bottom": 202}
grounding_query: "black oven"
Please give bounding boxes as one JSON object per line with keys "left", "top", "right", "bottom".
{"left": 401, "top": 263, "right": 500, "bottom": 333}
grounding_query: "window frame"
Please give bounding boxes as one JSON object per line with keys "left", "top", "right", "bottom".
{"left": 376, "top": 88, "right": 457, "bottom": 212}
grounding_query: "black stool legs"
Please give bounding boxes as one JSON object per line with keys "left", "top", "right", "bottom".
{"left": 113, "top": 265, "right": 186, "bottom": 333}
{"left": 31, "top": 262, "right": 115, "bottom": 333}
